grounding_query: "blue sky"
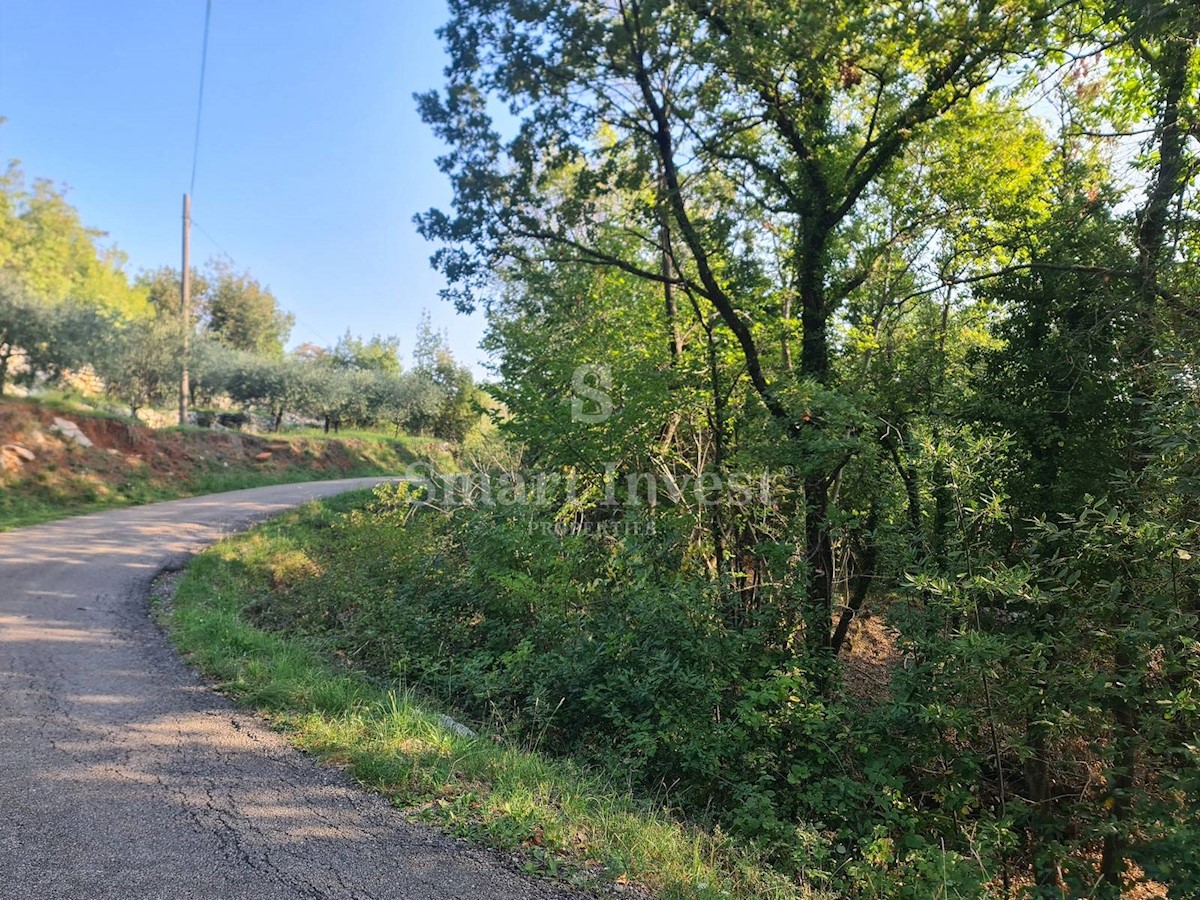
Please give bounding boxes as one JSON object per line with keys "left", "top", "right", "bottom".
{"left": 0, "top": 0, "right": 487, "bottom": 370}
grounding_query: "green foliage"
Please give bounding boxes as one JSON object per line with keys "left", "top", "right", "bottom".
{"left": 370, "top": 368, "right": 445, "bottom": 436}
{"left": 0, "top": 157, "right": 479, "bottom": 444}
{"left": 0, "top": 161, "right": 149, "bottom": 316}
{"left": 162, "top": 504, "right": 825, "bottom": 897}
{"left": 137, "top": 265, "right": 210, "bottom": 327}
{"left": 92, "top": 315, "right": 181, "bottom": 418}
{"left": 406, "top": 0, "right": 1200, "bottom": 894}
{"left": 0, "top": 272, "right": 122, "bottom": 396}
{"left": 330, "top": 330, "right": 402, "bottom": 375}
{"left": 0, "top": 273, "right": 55, "bottom": 394}
{"left": 204, "top": 260, "right": 295, "bottom": 357}
{"left": 165, "top": 492, "right": 828, "bottom": 900}
{"left": 4, "top": 2, "right": 1199, "bottom": 894}
{"left": 409, "top": 311, "right": 480, "bottom": 440}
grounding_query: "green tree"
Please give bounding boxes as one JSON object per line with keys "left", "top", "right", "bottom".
{"left": 0, "top": 162, "right": 148, "bottom": 316}
{"left": 0, "top": 273, "right": 53, "bottom": 395}
{"left": 204, "top": 261, "right": 294, "bottom": 357}
{"left": 419, "top": 0, "right": 1060, "bottom": 661}
{"left": 330, "top": 331, "right": 402, "bottom": 375}
{"left": 94, "top": 317, "right": 180, "bottom": 419}
{"left": 136, "top": 265, "right": 210, "bottom": 328}
{"left": 411, "top": 312, "right": 478, "bottom": 439}
{"left": 0, "top": 273, "right": 118, "bottom": 396}
{"left": 371, "top": 371, "right": 444, "bottom": 437}
{"left": 414, "top": 0, "right": 1200, "bottom": 894}
{"left": 309, "top": 365, "right": 369, "bottom": 434}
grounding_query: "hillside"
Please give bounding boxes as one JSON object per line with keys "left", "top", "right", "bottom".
{"left": 0, "top": 398, "right": 444, "bottom": 529}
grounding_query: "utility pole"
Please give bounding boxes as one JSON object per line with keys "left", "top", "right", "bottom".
{"left": 179, "top": 193, "right": 191, "bottom": 426}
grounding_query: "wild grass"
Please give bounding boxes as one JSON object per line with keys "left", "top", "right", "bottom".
{"left": 0, "top": 466, "right": 379, "bottom": 531}
{"left": 0, "top": 389, "right": 127, "bottom": 419}
{"left": 161, "top": 499, "right": 823, "bottom": 900}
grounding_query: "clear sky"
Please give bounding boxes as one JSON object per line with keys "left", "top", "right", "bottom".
{"left": 0, "top": 0, "right": 487, "bottom": 371}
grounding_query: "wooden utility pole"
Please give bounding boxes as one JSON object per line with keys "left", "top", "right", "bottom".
{"left": 179, "top": 193, "right": 191, "bottom": 426}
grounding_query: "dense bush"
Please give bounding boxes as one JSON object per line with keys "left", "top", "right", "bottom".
{"left": 404, "top": 0, "right": 1200, "bottom": 893}
{"left": 238, "top": 484, "right": 1072, "bottom": 894}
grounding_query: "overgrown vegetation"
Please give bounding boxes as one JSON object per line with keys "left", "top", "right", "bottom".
{"left": 163, "top": 492, "right": 821, "bottom": 900}
{"left": 170, "top": 467, "right": 1200, "bottom": 896}
{"left": 6, "top": 0, "right": 1200, "bottom": 894}
{"left": 404, "top": 0, "right": 1200, "bottom": 895}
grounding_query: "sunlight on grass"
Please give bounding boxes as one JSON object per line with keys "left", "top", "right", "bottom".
{"left": 162, "top": 520, "right": 823, "bottom": 900}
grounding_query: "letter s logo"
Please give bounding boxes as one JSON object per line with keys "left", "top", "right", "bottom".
{"left": 571, "top": 364, "right": 613, "bottom": 424}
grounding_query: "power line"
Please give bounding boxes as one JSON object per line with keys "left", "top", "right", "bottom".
{"left": 190, "top": 217, "right": 334, "bottom": 350}
{"left": 189, "top": 0, "right": 213, "bottom": 197}
{"left": 190, "top": 217, "right": 234, "bottom": 261}
{"left": 181, "top": 2, "right": 330, "bottom": 356}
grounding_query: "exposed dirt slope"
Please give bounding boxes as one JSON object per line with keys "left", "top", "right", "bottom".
{"left": 0, "top": 399, "right": 430, "bottom": 528}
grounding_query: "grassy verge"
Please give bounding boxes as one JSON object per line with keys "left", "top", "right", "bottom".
{"left": 161, "top": 494, "right": 819, "bottom": 900}
{"left": 0, "top": 398, "right": 451, "bottom": 530}
{"left": 1, "top": 458, "right": 392, "bottom": 531}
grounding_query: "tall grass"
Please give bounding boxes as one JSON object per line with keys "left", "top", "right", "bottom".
{"left": 161, "top": 508, "right": 824, "bottom": 900}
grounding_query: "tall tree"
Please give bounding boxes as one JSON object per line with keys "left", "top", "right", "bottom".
{"left": 330, "top": 330, "right": 402, "bottom": 375}
{"left": 204, "top": 260, "right": 294, "bottom": 357}
{"left": 0, "top": 162, "right": 148, "bottom": 317}
{"left": 419, "top": 0, "right": 1057, "bottom": 658}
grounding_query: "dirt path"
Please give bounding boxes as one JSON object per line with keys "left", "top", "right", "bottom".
{"left": 0, "top": 479, "right": 575, "bottom": 899}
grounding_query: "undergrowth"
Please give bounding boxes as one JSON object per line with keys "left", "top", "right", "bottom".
{"left": 161, "top": 491, "right": 823, "bottom": 900}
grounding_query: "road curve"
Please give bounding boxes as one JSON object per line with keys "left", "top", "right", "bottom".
{"left": 0, "top": 480, "right": 575, "bottom": 899}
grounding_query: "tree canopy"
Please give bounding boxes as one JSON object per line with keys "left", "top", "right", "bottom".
{"left": 0, "top": 162, "right": 148, "bottom": 316}
{"left": 415, "top": 0, "right": 1200, "bottom": 893}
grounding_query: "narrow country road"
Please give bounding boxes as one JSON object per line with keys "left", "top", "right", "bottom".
{"left": 0, "top": 480, "right": 575, "bottom": 900}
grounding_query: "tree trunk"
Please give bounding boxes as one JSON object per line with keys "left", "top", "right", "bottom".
{"left": 830, "top": 500, "right": 879, "bottom": 653}
{"left": 628, "top": 22, "right": 843, "bottom": 661}
{"left": 797, "top": 229, "right": 836, "bottom": 655}
{"left": 656, "top": 165, "right": 684, "bottom": 457}
{"left": 885, "top": 427, "right": 923, "bottom": 538}
{"left": 1025, "top": 723, "right": 1064, "bottom": 894}
{"left": 1101, "top": 25, "right": 1193, "bottom": 886}
{"left": 705, "top": 321, "right": 727, "bottom": 583}
{"left": 803, "top": 476, "right": 835, "bottom": 655}
{"left": 658, "top": 168, "right": 683, "bottom": 366}
{"left": 799, "top": 277, "right": 830, "bottom": 383}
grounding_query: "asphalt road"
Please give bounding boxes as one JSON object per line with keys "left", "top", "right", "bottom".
{"left": 0, "top": 480, "right": 575, "bottom": 899}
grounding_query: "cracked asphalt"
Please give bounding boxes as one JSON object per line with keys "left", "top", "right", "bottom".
{"left": 0, "top": 480, "right": 576, "bottom": 899}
